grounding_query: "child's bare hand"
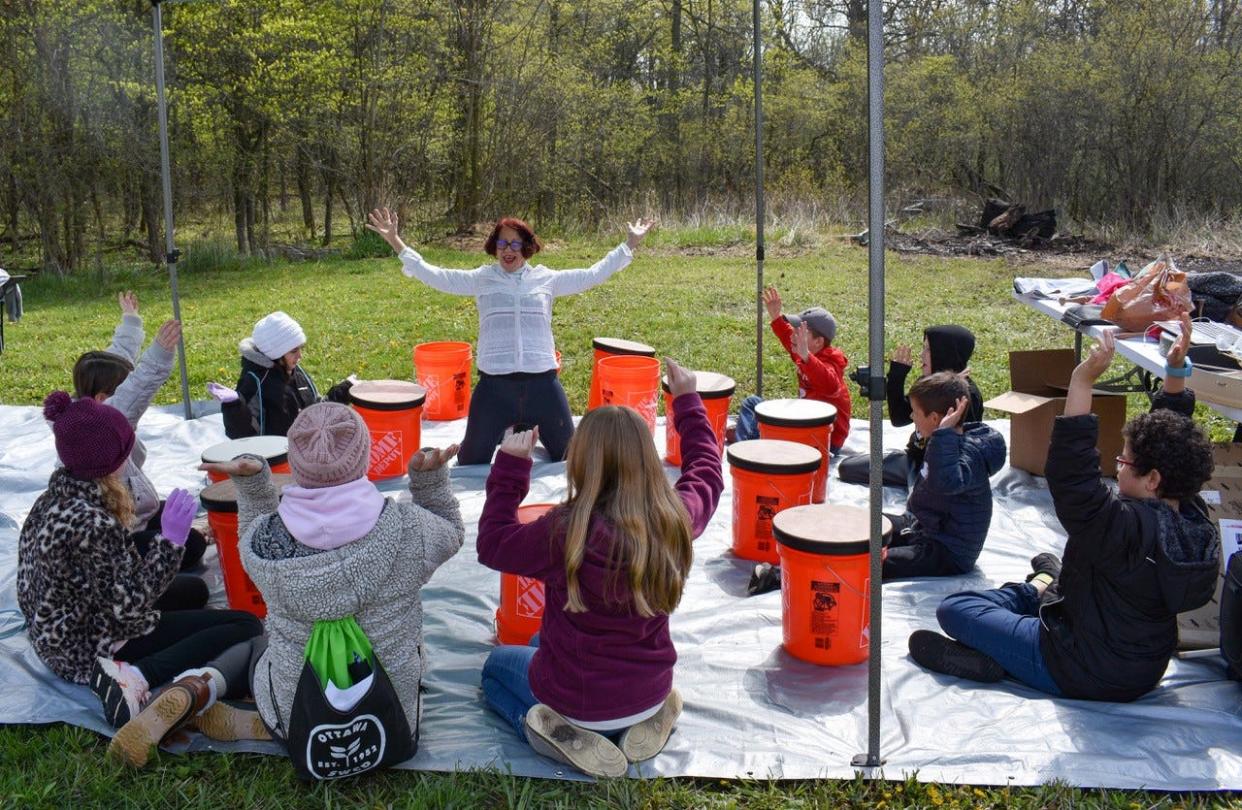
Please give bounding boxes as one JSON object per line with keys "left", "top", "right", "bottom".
{"left": 198, "top": 457, "right": 263, "bottom": 478}
{"left": 1072, "top": 330, "right": 1116, "bottom": 383}
{"left": 1166, "top": 312, "right": 1192, "bottom": 369}
{"left": 892, "top": 344, "right": 913, "bottom": 366}
{"left": 938, "top": 396, "right": 970, "bottom": 430}
{"left": 154, "top": 319, "right": 181, "bottom": 351}
{"left": 763, "top": 286, "right": 782, "bottom": 320}
{"left": 410, "top": 444, "right": 459, "bottom": 472}
{"left": 119, "top": 291, "right": 139, "bottom": 316}
{"left": 791, "top": 322, "right": 811, "bottom": 361}
{"left": 500, "top": 426, "right": 539, "bottom": 460}
{"left": 665, "top": 357, "right": 697, "bottom": 397}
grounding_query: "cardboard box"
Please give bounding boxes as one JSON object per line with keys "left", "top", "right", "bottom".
{"left": 1184, "top": 345, "right": 1242, "bottom": 409}
{"left": 984, "top": 349, "right": 1128, "bottom": 477}
{"left": 1179, "top": 442, "right": 1242, "bottom": 650}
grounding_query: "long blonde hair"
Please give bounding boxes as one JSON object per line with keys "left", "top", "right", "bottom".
{"left": 98, "top": 472, "right": 135, "bottom": 529}
{"left": 561, "top": 406, "right": 693, "bottom": 617}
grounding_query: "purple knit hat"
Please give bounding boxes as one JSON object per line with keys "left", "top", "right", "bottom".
{"left": 43, "top": 391, "right": 135, "bottom": 480}
{"left": 286, "top": 402, "right": 371, "bottom": 488}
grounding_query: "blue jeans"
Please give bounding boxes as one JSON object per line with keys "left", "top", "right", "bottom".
{"left": 936, "top": 584, "right": 1063, "bottom": 696}
{"left": 481, "top": 637, "right": 540, "bottom": 741}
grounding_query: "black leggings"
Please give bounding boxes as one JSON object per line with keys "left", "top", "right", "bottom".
{"left": 458, "top": 370, "right": 574, "bottom": 464}
{"left": 116, "top": 610, "right": 264, "bottom": 690}
{"left": 132, "top": 500, "right": 207, "bottom": 571}
{"left": 881, "top": 512, "right": 970, "bottom": 581}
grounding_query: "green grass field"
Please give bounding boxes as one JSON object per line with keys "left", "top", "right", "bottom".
{"left": 2, "top": 235, "right": 1240, "bottom": 807}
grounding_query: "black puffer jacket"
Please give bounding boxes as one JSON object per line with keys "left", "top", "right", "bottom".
{"left": 1042, "top": 390, "right": 1221, "bottom": 701}
{"left": 222, "top": 338, "right": 319, "bottom": 439}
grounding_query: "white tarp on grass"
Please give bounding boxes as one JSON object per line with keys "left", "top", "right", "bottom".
{"left": 1, "top": 403, "right": 1240, "bottom": 788}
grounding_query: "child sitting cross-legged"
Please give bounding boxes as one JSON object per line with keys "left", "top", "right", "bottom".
{"left": 882, "top": 371, "right": 1006, "bottom": 580}
{"left": 476, "top": 358, "right": 724, "bottom": 778}
{"left": 909, "top": 322, "right": 1222, "bottom": 700}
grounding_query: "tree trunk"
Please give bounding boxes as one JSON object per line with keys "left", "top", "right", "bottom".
{"left": 295, "top": 144, "right": 316, "bottom": 241}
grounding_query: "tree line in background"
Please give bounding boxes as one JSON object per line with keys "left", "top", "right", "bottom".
{"left": 2, "top": 0, "right": 1241, "bottom": 274}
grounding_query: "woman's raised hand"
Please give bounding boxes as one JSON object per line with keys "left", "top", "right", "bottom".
{"left": 366, "top": 207, "right": 406, "bottom": 253}
{"left": 626, "top": 217, "right": 657, "bottom": 249}
{"left": 198, "top": 456, "right": 264, "bottom": 478}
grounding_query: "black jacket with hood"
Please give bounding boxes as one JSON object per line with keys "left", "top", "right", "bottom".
{"left": 887, "top": 325, "right": 985, "bottom": 474}
{"left": 1041, "top": 389, "right": 1221, "bottom": 701}
{"left": 222, "top": 337, "right": 319, "bottom": 439}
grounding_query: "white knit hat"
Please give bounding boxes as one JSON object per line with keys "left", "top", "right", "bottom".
{"left": 252, "top": 311, "right": 307, "bottom": 360}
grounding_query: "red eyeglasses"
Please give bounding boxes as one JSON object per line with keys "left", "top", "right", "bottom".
{"left": 1115, "top": 455, "right": 1136, "bottom": 469}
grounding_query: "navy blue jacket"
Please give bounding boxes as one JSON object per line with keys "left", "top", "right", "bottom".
{"left": 1041, "top": 389, "right": 1221, "bottom": 701}
{"left": 904, "top": 423, "right": 1007, "bottom": 571}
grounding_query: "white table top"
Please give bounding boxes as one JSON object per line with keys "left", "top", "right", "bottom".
{"left": 1014, "top": 288, "right": 1242, "bottom": 422}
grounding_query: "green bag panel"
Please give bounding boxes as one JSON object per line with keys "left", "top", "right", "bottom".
{"left": 304, "top": 617, "right": 376, "bottom": 690}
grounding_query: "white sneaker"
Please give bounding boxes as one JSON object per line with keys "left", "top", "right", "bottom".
{"left": 89, "top": 658, "right": 148, "bottom": 728}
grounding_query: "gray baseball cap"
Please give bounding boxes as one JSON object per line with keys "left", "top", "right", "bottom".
{"left": 786, "top": 307, "right": 837, "bottom": 344}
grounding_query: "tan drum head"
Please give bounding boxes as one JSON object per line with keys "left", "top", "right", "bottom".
{"left": 773, "top": 504, "right": 892, "bottom": 556}
{"left": 200, "top": 473, "right": 295, "bottom": 513}
{"left": 349, "top": 379, "right": 427, "bottom": 410}
{"left": 754, "top": 398, "right": 837, "bottom": 427}
{"left": 726, "top": 439, "right": 821, "bottom": 475}
{"left": 592, "top": 337, "right": 656, "bottom": 356}
{"left": 201, "top": 435, "right": 289, "bottom": 466}
{"left": 661, "top": 371, "right": 737, "bottom": 399}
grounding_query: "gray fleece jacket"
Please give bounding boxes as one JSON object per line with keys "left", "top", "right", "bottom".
{"left": 103, "top": 314, "right": 175, "bottom": 529}
{"left": 233, "top": 459, "right": 464, "bottom": 738}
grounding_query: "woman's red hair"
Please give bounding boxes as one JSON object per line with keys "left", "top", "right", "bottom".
{"left": 485, "top": 217, "right": 542, "bottom": 259}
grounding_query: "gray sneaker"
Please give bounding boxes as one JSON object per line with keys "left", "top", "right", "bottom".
{"left": 618, "top": 688, "right": 682, "bottom": 763}
{"left": 524, "top": 704, "right": 629, "bottom": 778}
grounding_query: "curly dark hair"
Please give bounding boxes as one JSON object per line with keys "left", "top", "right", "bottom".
{"left": 907, "top": 371, "right": 969, "bottom": 417}
{"left": 1123, "top": 409, "right": 1214, "bottom": 499}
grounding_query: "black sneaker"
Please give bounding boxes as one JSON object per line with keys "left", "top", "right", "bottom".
{"left": 90, "top": 658, "right": 147, "bottom": 728}
{"left": 908, "top": 630, "right": 1005, "bottom": 683}
{"left": 1026, "top": 552, "right": 1062, "bottom": 583}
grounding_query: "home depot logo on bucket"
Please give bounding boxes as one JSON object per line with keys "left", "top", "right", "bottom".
{"left": 369, "top": 430, "right": 403, "bottom": 478}
{"left": 515, "top": 576, "right": 544, "bottom": 619}
{"left": 600, "top": 387, "right": 657, "bottom": 426}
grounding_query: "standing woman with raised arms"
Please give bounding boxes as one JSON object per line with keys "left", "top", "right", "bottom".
{"left": 367, "top": 208, "right": 655, "bottom": 464}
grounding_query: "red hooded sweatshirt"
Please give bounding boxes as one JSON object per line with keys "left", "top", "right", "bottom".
{"left": 771, "top": 316, "right": 852, "bottom": 449}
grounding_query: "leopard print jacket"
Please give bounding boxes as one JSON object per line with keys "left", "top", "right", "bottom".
{"left": 16, "top": 468, "right": 183, "bottom": 684}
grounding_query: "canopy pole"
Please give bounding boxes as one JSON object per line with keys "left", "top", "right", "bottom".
{"left": 752, "top": 0, "right": 765, "bottom": 396}
{"left": 852, "top": 0, "right": 887, "bottom": 771}
{"left": 153, "top": 0, "right": 193, "bottom": 420}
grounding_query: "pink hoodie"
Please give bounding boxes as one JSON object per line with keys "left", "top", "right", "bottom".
{"left": 276, "top": 477, "right": 386, "bottom": 550}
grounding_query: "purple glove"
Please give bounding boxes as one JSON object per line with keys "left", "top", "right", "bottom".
{"left": 159, "top": 488, "right": 197, "bottom": 547}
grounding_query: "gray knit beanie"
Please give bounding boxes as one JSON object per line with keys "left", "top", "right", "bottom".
{"left": 287, "top": 402, "right": 370, "bottom": 488}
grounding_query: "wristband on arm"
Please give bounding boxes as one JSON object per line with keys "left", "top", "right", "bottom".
{"left": 1165, "top": 357, "right": 1193, "bottom": 379}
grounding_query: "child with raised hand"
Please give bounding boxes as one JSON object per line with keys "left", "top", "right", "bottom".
{"left": 839, "top": 324, "right": 983, "bottom": 488}
{"left": 18, "top": 393, "right": 262, "bottom": 743}
{"left": 106, "top": 402, "right": 466, "bottom": 769}
{"left": 367, "top": 207, "right": 655, "bottom": 464}
{"left": 73, "top": 292, "right": 207, "bottom": 578}
{"left": 734, "top": 286, "right": 851, "bottom": 449}
{"left": 910, "top": 320, "right": 1221, "bottom": 700}
{"left": 882, "top": 371, "right": 1006, "bottom": 580}
{"left": 476, "top": 358, "right": 724, "bottom": 778}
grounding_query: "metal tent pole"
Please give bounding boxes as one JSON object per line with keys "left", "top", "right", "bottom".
{"left": 852, "top": 0, "right": 887, "bottom": 771}
{"left": 152, "top": 0, "right": 193, "bottom": 420}
{"left": 753, "top": 0, "right": 765, "bottom": 396}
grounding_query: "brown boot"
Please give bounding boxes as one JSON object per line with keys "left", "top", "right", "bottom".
{"left": 190, "top": 702, "right": 271, "bottom": 742}
{"left": 107, "top": 674, "right": 213, "bottom": 768}
{"left": 618, "top": 688, "right": 682, "bottom": 763}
